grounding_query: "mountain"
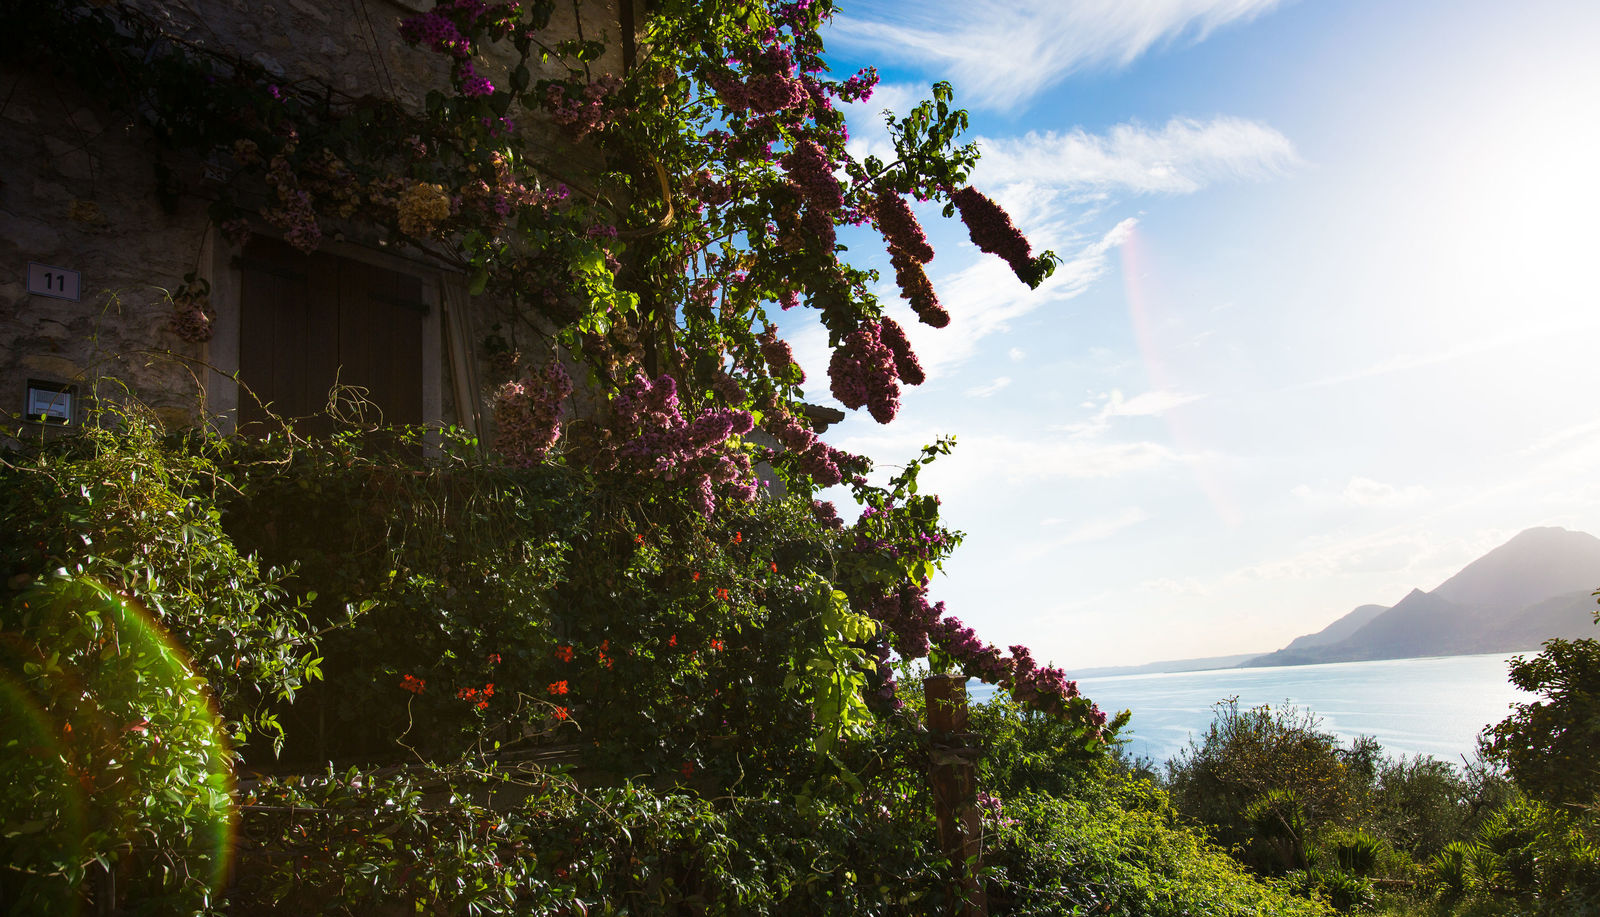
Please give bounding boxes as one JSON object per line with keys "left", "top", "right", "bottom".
{"left": 1246, "top": 527, "right": 1600, "bottom": 668}
{"left": 1074, "top": 653, "right": 1261, "bottom": 679}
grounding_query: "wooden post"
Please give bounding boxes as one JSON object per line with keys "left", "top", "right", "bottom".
{"left": 925, "top": 673, "right": 987, "bottom": 917}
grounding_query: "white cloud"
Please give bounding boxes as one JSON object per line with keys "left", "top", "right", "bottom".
{"left": 1100, "top": 388, "right": 1203, "bottom": 418}
{"left": 1008, "top": 348, "right": 1026, "bottom": 362}
{"left": 1291, "top": 477, "right": 1432, "bottom": 508}
{"left": 967, "top": 376, "right": 1013, "bottom": 397}
{"left": 975, "top": 118, "right": 1299, "bottom": 194}
{"left": 828, "top": 0, "right": 1288, "bottom": 111}
{"left": 1342, "top": 477, "right": 1430, "bottom": 507}
{"left": 889, "top": 218, "right": 1138, "bottom": 380}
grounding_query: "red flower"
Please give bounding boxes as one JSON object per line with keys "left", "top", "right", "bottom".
{"left": 716, "top": 588, "right": 730, "bottom": 601}
{"left": 476, "top": 700, "right": 489, "bottom": 710}
{"left": 680, "top": 761, "right": 694, "bottom": 778}
{"left": 483, "top": 683, "right": 495, "bottom": 697}
{"left": 556, "top": 645, "right": 574, "bottom": 663}
{"left": 548, "top": 680, "right": 569, "bottom": 695}
{"left": 692, "top": 571, "right": 700, "bottom": 582}
{"left": 634, "top": 533, "right": 644, "bottom": 544}
{"left": 400, "top": 674, "right": 426, "bottom": 694}
{"left": 553, "top": 706, "right": 569, "bottom": 721}
{"left": 486, "top": 653, "right": 502, "bottom": 665}
{"left": 733, "top": 531, "right": 743, "bottom": 544}
{"left": 710, "top": 639, "right": 724, "bottom": 652}
{"left": 769, "top": 561, "right": 778, "bottom": 572}
{"left": 668, "top": 634, "right": 677, "bottom": 647}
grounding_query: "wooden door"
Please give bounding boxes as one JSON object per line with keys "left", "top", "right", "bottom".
{"left": 238, "top": 238, "right": 425, "bottom": 434}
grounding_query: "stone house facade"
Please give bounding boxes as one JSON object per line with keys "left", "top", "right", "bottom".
{"left": 1, "top": 0, "right": 630, "bottom": 441}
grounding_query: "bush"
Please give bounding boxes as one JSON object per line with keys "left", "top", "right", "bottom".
{"left": 983, "top": 784, "right": 1333, "bottom": 916}
{"left": 1165, "top": 699, "right": 1358, "bottom": 873}
{"left": 1, "top": 576, "right": 234, "bottom": 914}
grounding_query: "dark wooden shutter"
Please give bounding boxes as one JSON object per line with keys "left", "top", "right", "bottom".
{"left": 238, "top": 238, "right": 424, "bottom": 434}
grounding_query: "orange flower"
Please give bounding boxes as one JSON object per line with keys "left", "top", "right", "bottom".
{"left": 733, "top": 532, "right": 742, "bottom": 544}
{"left": 710, "top": 639, "right": 724, "bottom": 652}
{"left": 769, "top": 561, "right": 778, "bottom": 572}
{"left": 483, "top": 683, "right": 495, "bottom": 697}
{"left": 476, "top": 700, "right": 489, "bottom": 710}
{"left": 553, "top": 706, "right": 569, "bottom": 721}
{"left": 692, "top": 571, "right": 700, "bottom": 582}
{"left": 548, "top": 680, "right": 569, "bottom": 695}
{"left": 716, "top": 588, "right": 730, "bottom": 601}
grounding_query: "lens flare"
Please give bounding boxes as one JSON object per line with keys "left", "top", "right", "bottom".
{"left": 1, "top": 577, "right": 236, "bottom": 910}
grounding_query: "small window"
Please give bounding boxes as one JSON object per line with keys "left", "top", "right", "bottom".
{"left": 236, "top": 238, "right": 426, "bottom": 434}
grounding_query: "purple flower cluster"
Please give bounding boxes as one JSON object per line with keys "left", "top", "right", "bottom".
{"left": 459, "top": 61, "right": 495, "bottom": 98}
{"left": 874, "top": 190, "right": 934, "bottom": 264}
{"left": 263, "top": 155, "right": 321, "bottom": 253}
{"left": 758, "top": 325, "right": 804, "bottom": 382}
{"left": 860, "top": 583, "right": 1109, "bottom": 732}
{"left": 399, "top": 10, "right": 471, "bottom": 58}
{"left": 758, "top": 396, "right": 853, "bottom": 486}
{"left": 782, "top": 140, "right": 843, "bottom": 214}
{"left": 544, "top": 75, "right": 622, "bottom": 139}
{"left": 611, "top": 374, "right": 760, "bottom": 517}
{"left": 714, "top": 46, "right": 807, "bottom": 115}
{"left": 812, "top": 500, "right": 844, "bottom": 529}
{"left": 889, "top": 249, "right": 948, "bottom": 328}
{"left": 493, "top": 360, "right": 572, "bottom": 465}
{"left": 876, "top": 317, "right": 924, "bottom": 387}
{"left": 838, "top": 66, "right": 879, "bottom": 102}
{"left": 863, "top": 638, "right": 902, "bottom": 713}
{"left": 951, "top": 186, "right": 1048, "bottom": 288}
{"left": 828, "top": 321, "right": 900, "bottom": 424}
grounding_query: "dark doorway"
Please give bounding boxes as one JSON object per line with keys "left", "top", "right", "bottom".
{"left": 237, "top": 238, "right": 426, "bottom": 435}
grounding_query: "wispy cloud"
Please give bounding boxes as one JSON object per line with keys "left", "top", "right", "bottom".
{"left": 967, "top": 376, "right": 1013, "bottom": 397}
{"left": 829, "top": 0, "right": 1288, "bottom": 111}
{"left": 975, "top": 118, "right": 1300, "bottom": 194}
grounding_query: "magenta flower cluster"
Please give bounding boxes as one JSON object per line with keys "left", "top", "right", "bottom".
{"left": 544, "top": 75, "right": 622, "bottom": 139}
{"left": 782, "top": 140, "right": 843, "bottom": 214}
{"left": 951, "top": 186, "right": 1049, "bottom": 288}
{"left": 874, "top": 190, "right": 934, "bottom": 263}
{"left": 493, "top": 359, "right": 573, "bottom": 465}
{"left": 876, "top": 316, "right": 924, "bottom": 387}
{"left": 866, "top": 584, "right": 1108, "bottom": 731}
{"left": 459, "top": 61, "right": 494, "bottom": 98}
{"left": 837, "top": 66, "right": 879, "bottom": 103}
{"left": 611, "top": 374, "right": 760, "bottom": 517}
{"left": 758, "top": 325, "right": 804, "bottom": 383}
{"left": 828, "top": 321, "right": 902, "bottom": 424}
{"left": 758, "top": 396, "right": 856, "bottom": 487}
{"left": 713, "top": 45, "right": 807, "bottom": 115}
{"left": 399, "top": 10, "right": 472, "bottom": 58}
{"left": 870, "top": 186, "right": 948, "bottom": 326}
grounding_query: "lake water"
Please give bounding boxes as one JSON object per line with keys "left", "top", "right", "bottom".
{"left": 972, "top": 653, "right": 1537, "bottom": 767}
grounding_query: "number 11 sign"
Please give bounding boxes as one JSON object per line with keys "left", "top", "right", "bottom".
{"left": 27, "top": 262, "right": 82, "bottom": 302}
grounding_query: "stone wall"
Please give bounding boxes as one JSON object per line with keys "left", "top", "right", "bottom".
{"left": 1, "top": 0, "right": 627, "bottom": 440}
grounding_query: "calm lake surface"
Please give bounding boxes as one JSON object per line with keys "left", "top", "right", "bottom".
{"left": 973, "top": 653, "right": 1536, "bottom": 766}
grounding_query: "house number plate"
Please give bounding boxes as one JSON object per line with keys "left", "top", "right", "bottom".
{"left": 28, "top": 262, "right": 82, "bottom": 301}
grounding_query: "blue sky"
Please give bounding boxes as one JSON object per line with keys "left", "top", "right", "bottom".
{"left": 792, "top": 0, "right": 1600, "bottom": 668}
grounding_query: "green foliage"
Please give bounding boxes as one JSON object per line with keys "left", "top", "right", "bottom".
{"left": 1279, "top": 867, "right": 1378, "bottom": 913}
{"left": 1483, "top": 597, "right": 1600, "bottom": 810}
{"left": 982, "top": 783, "right": 1334, "bottom": 916}
{"left": 1, "top": 576, "right": 233, "bottom": 914}
{"left": 1166, "top": 699, "right": 1358, "bottom": 873}
{"left": 0, "top": 407, "right": 323, "bottom": 750}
